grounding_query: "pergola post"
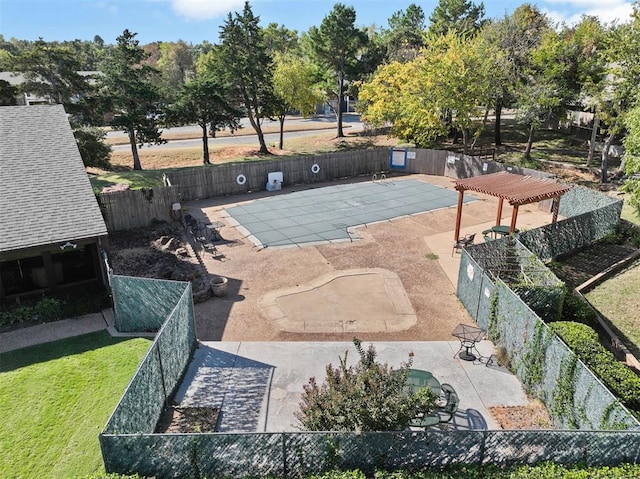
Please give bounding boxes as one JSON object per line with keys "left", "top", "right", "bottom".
{"left": 509, "top": 205, "right": 519, "bottom": 233}
{"left": 496, "top": 198, "right": 504, "bottom": 225}
{"left": 551, "top": 197, "right": 560, "bottom": 223}
{"left": 454, "top": 189, "right": 465, "bottom": 240}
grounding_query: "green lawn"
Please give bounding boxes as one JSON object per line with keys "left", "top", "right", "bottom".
{"left": 621, "top": 194, "right": 640, "bottom": 225}
{"left": 0, "top": 332, "right": 151, "bottom": 478}
{"left": 586, "top": 260, "right": 640, "bottom": 357}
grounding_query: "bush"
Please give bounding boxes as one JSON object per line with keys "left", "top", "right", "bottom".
{"left": 371, "top": 462, "right": 640, "bottom": 478}
{"left": 550, "top": 321, "right": 640, "bottom": 412}
{"left": 0, "top": 286, "right": 110, "bottom": 327}
{"left": 559, "top": 293, "right": 598, "bottom": 327}
{"left": 296, "top": 338, "right": 436, "bottom": 432}
{"left": 0, "top": 298, "right": 63, "bottom": 326}
{"left": 74, "top": 126, "right": 112, "bottom": 169}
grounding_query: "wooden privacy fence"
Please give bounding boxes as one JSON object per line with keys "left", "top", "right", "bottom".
{"left": 97, "top": 148, "right": 558, "bottom": 231}
{"left": 163, "top": 149, "right": 390, "bottom": 201}
{"left": 98, "top": 187, "right": 180, "bottom": 231}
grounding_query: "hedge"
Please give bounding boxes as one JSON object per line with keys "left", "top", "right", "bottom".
{"left": 550, "top": 321, "right": 640, "bottom": 413}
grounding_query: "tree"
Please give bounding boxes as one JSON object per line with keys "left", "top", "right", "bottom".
{"left": 169, "top": 76, "right": 242, "bottom": 164}
{"left": 0, "top": 79, "right": 17, "bottom": 105}
{"left": 515, "top": 26, "right": 578, "bottom": 161}
{"left": 100, "top": 29, "right": 164, "bottom": 170}
{"left": 272, "top": 52, "right": 323, "bottom": 149}
{"left": 384, "top": 4, "right": 427, "bottom": 62}
{"left": 428, "top": 0, "right": 486, "bottom": 37}
{"left": 359, "top": 60, "right": 415, "bottom": 134}
{"left": 586, "top": 8, "right": 640, "bottom": 183}
{"left": 359, "top": 32, "right": 491, "bottom": 151}
{"left": 74, "top": 127, "right": 112, "bottom": 169}
{"left": 218, "top": 1, "right": 278, "bottom": 154}
{"left": 11, "top": 39, "right": 94, "bottom": 114}
{"left": 263, "top": 23, "right": 299, "bottom": 55}
{"left": 157, "top": 40, "right": 195, "bottom": 102}
{"left": 477, "top": 4, "right": 551, "bottom": 146}
{"left": 296, "top": 338, "right": 436, "bottom": 432}
{"left": 417, "top": 32, "right": 492, "bottom": 151}
{"left": 308, "top": 3, "right": 368, "bottom": 137}
{"left": 622, "top": 104, "right": 640, "bottom": 218}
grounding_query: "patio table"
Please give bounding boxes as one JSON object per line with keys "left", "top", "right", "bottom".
{"left": 404, "top": 369, "right": 441, "bottom": 395}
{"left": 452, "top": 323, "right": 486, "bottom": 361}
{"left": 485, "top": 225, "right": 519, "bottom": 239}
{"left": 405, "top": 369, "right": 444, "bottom": 428}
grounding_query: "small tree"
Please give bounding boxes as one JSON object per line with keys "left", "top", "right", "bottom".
{"left": 100, "top": 29, "right": 164, "bottom": 170}
{"left": 308, "top": 3, "right": 368, "bottom": 138}
{"left": 169, "top": 76, "right": 242, "bottom": 164}
{"left": 74, "top": 126, "right": 112, "bottom": 169}
{"left": 218, "top": 1, "right": 277, "bottom": 155}
{"left": 272, "top": 52, "right": 323, "bottom": 149}
{"left": 296, "top": 338, "right": 436, "bottom": 432}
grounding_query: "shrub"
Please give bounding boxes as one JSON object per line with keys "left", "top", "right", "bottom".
{"left": 313, "top": 462, "right": 640, "bottom": 478}
{"left": 33, "top": 297, "right": 63, "bottom": 321}
{"left": 296, "top": 338, "right": 436, "bottom": 432}
{"left": 550, "top": 321, "right": 640, "bottom": 412}
{"left": 74, "top": 126, "right": 112, "bottom": 169}
{"left": 560, "top": 293, "right": 597, "bottom": 327}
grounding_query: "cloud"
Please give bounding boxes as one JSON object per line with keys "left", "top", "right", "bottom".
{"left": 542, "top": 0, "right": 634, "bottom": 25}
{"left": 94, "top": 1, "right": 119, "bottom": 15}
{"left": 170, "top": 0, "right": 246, "bottom": 20}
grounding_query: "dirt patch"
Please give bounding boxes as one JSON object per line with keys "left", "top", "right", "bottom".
{"left": 490, "top": 400, "right": 554, "bottom": 430}
{"left": 155, "top": 406, "right": 219, "bottom": 433}
{"left": 550, "top": 242, "right": 638, "bottom": 288}
{"left": 109, "top": 223, "right": 204, "bottom": 285}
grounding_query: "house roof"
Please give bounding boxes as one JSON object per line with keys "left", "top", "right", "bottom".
{"left": 454, "top": 171, "right": 572, "bottom": 206}
{"left": 0, "top": 71, "right": 102, "bottom": 86}
{"left": 0, "top": 105, "right": 107, "bottom": 253}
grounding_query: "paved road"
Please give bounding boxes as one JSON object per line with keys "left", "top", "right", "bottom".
{"left": 109, "top": 114, "right": 364, "bottom": 152}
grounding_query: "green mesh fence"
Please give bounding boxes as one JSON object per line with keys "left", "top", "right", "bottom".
{"left": 102, "top": 277, "right": 196, "bottom": 439}
{"left": 520, "top": 187, "right": 622, "bottom": 262}
{"left": 111, "top": 275, "right": 190, "bottom": 332}
{"left": 98, "top": 430, "right": 640, "bottom": 479}
{"left": 559, "top": 185, "right": 621, "bottom": 217}
{"left": 461, "top": 238, "right": 564, "bottom": 322}
{"left": 457, "top": 248, "right": 638, "bottom": 432}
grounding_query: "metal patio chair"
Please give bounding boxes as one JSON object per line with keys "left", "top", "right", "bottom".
{"left": 452, "top": 233, "right": 476, "bottom": 256}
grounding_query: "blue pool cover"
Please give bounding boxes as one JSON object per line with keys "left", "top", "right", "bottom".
{"left": 224, "top": 178, "right": 476, "bottom": 247}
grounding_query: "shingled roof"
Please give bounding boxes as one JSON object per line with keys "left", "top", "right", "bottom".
{"left": 0, "top": 105, "right": 107, "bottom": 252}
{"left": 454, "top": 171, "right": 572, "bottom": 206}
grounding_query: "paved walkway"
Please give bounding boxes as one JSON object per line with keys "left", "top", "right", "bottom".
{"left": 1, "top": 312, "right": 108, "bottom": 354}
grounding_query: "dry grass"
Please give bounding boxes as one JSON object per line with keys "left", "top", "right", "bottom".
{"left": 490, "top": 400, "right": 554, "bottom": 430}
{"left": 107, "top": 131, "right": 400, "bottom": 171}
{"left": 104, "top": 121, "right": 342, "bottom": 146}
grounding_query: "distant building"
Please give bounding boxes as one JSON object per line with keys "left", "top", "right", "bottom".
{"left": 0, "top": 105, "right": 109, "bottom": 302}
{"left": 0, "top": 71, "right": 102, "bottom": 106}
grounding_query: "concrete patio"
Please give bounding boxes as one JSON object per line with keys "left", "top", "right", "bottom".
{"left": 174, "top": 340, "right": 528, "bottom": 432}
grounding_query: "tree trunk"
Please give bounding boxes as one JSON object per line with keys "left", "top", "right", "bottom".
{"left": 246, "top": 108, "right": 269, "bottom": 154}
{"left": 600, "top": 134, "right": 614, "bottom": 183}
{"left": 494, "top": 100, "right": 502, "bottom": 146}
{"left": 278, "top": 114, "right": 285, "bottom": 150}
{"left": 337, "top": 70, "right": 345, "bottom": 138}
{"left": 129, "top": 128, "right": 142, "bottom": 170}
{"left": 524, "top": 124, "right": 535, "bottom": 161}
{"left": 461, "top": 128, "right": 469, "bottom": 155}
{"left": 201, "top": 123, "right": 210, "bottom": 165}
{"left": 587, "top": 115, "right": 599, "bottom": 167}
